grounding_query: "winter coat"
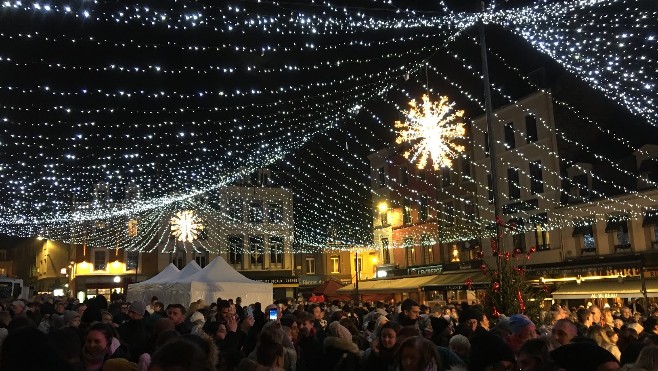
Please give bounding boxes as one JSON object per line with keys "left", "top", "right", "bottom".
{"left": 322, "top": 336, "right": 362, "bottom": 371}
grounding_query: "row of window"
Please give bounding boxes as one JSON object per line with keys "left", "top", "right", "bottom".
{"left": 226, "top": 235, "right": 285, "bottom": 266}
{"left": 484, "top": 115, "right": 539, "bottom": 156}
{"left": 303, "top": 256, "right": 341, "bottom": 275}
{"left": 573, "top": 220, "right": 658, "bottom": 254}
{"left": 485, "top": 162, "right": 545, "bottom": 204}
{"left": 227, "top": 200, "right": 284, "bottom": 224}
{"left": 90, "top": 250, "right": 139, "bottom": 271}
{"left": 376, "top": 158, "right": 472, "bottom": 189}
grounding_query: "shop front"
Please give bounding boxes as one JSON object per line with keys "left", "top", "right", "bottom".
{"left": 551, "top": 276, "right": 658, "bottom": 308}
{"left": 421, "top": 271, "right": 489, "bottom": 306}
{"left": 336, "top": 275, "right": 437, "bottom": 303}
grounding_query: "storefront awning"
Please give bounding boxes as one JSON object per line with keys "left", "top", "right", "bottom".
{"left": 336, "top": 275, "right": 437, "bottom": 294}
{"left": 421, "top": 271, "right": 489, "bottom": 291}
{"left": 643, "top": 210, "right": 658, "bottom": 227}
{"left": 605, "top": 218, "right": 629, "bottom": 233}
{"left": 572, "top": 223, "right": 593, "bottom": 237}
{"left": 552, "top": 277, "right": 658, "bottom": 300}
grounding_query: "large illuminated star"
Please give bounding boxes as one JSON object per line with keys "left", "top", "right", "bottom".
{"left": 395, "top": 94, "right": 466, "bottom": 170}
{"left": 170, "top": 210, "right": 204, "bottom": 243}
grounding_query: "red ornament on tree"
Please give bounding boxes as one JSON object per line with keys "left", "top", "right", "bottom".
{"left": 517, "top": 290, "right": 526, "bottom": 313}
{"left": 492, "top": 306, "right": 501, "bottom": 318}
{"left": 492, "top": 281, "right": 501, "bottom": 292}
{"left": 465, "top": 278, "right": 473, "bottom": 290}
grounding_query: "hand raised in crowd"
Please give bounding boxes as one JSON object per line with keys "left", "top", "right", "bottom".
{"left": 227, "top": 314, "right": 239, "bottom": 332}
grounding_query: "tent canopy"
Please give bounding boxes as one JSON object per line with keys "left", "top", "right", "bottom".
{"left": 139, "top": 263, "right": 180, "bottom": 284}
{"left": 128, "top": 257, "right": 273, "bottom": 306}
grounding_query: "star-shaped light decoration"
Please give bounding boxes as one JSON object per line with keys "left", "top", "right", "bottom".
{"left": 170, "top": 210, "right": 204, "bottom": 243}
{"left": 395, "top": 94, "right": 466, "bottom": 170}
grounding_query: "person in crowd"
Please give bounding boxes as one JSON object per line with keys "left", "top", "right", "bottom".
{"left": 0, "top": 326, "right": 73, "bottom": 371}
{"left": 167, "top": 303, "right": 192, "bottom": 334}
{"left": 361, "top": 321, "right": 400, "bottom": 371}
{"left": 550, "top": 341, "right": 620, "bottom": 371}
{"left": 10, "top": 300, "right": 26, "bottom": 318}
{"left": 148, "top": 302, "right": 167, "bottom": 324}
{"left": 591, "top": 325, "right": 621, "bottom": 361}
{"left": 114, "top": 303, "right": 130, "bottom": 325}
{"left": 146, "top": 296, "right": 159, "bottom": 315}
{"left": 118, "top": 301, "right": 152, "bottom": 362}
{"left": 394, "top": 336, "right": 443, "bottom": 371}
{"left": 82, "top": 323, "right": 129, "bottom": 370}
{"left": 323, "top": 321, "right": 361, "bottom": 371}
{"left": 516, "top": 337, "right": 559, "bottom": 371}
{"left": 62, "top": 310, "right": 81, "bottom": 329}
{"left": 551, "top": 319, "right": 577, "bottom": 346}
{"left": 148, "top": 337, "right": 216, "bottom": 371}
{"left": 603, "top": 307, "right": 615, "bottom": 328}
{"left": 620, "top": 307, "right": 633, "bottom": 324}
{"left": 449, "top": 334, "right": 470, "bottom": 364}
{"left": 623, "top": 344, "right": 658, "bottom": 371}
{"left": 591, "top": 305, "right": 603, "bottom": 328}
{"left": 575, "top": 307, "right": 593, "bottom": 337}
{"left": 505, "top": 314, "right": 538, "bottom": 353}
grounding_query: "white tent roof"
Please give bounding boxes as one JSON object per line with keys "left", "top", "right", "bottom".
{"left": 179, "top": 256, "right": 261, "bottom": 283}
{"left": 176, "top": 260, "right": 202, "bottom": 280}
{"left": 139, "top": 263, "right": 180, "bottom": 284}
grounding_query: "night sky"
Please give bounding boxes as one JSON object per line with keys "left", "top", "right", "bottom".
{"left": 0, "top": 0, "right": 655, "bottom": 247}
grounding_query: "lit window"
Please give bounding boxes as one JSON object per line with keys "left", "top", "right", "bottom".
{"left": 305, "top": 258, "right": 316, "bottom": 274}
{"left": 93, "top": 250, "right": 106, "bottom": 271}
{"left": 250, "top": 236, "right": 264, "bottom": 266}
{"left": 331, "top": 256, "right": 340, "bottom": 273}
{"left": 249, "top": 201, "right": 263, "bottom": 223}
{"left": 270, "top": 236, "right": 284, "bottom": 266}
{"left": 228, "top": 198, "right": 243, "bottom": 222}
{"left": 126, "top": 251, "right": 139, "bottom": 271}
{"left": 268, "top": 203, "right": 284, "bottom": 224}
{"left": 381, "top": 238, "right": 390, "bottom": 264}
{"left": 228, "top": 235, "right": 243, "bottom": 265}
{"left": 404, "top": 238, "right": 415, "bottom": 266}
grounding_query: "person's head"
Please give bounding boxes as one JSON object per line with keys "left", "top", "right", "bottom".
{"left": 480, "top": 314, "right": 491, "bottom": 330}
{"left": 379, "top": 321, "right": 401, "bottom": 350}
{"left": 149, "top": 337, "right": 215, "bottom": 371}
{"left": 401, "top": 299, "right": 420, "bottom": 321}
{"left": 634, "top": 345, "right": 658, "bottom": 370}
{"left": 621, "top": 306, "right": 632, "bottom": 320}
{"left": 576, "top": 308, "right": 592, "bottom": 327}
{"left": 297, "top": 312, "right": 315, "bottom": 332}
{"left": 128, "top": 301, "right": 146, "bottom": 320}
{"left": 120, "top": 303, "right": 129, "bottom": 314}
{"left": 509, "top": 314, "right": 537, "bottom": 343}
{"left": 590, "top": 305, "right": 602, "bottom": 324}
{"left": 63, "top": 310, "right": 81, "bottom": 328}
{"left": 550, "top": 341, "right": 620, "bottom": 371}
{"left": 217, "top": 300, "right": 230, "bottom": 321}
{"left": 153, "top": 301, "right": 164, "bottom": 312}
{"left": 516, "top": 337, "right": 555, "bottom": 371}
{"left": 396, "top": 336, "right": 442, "bottom": 371}
{"left": 613, "top": 318, "right": 624, "bottom": 329}
{"left": 590, "top": 325, "right": 615, "bottom": 347}
{"left": 644, "top": 317, "right": 658, "bottom": 334}
{"left": 75, "top": 303, "right": 87, "bottom": 315}
{"left": 55, "top": 302, "right": 65, "bottom": 314}
{"left": 100, "top": 310, "right": 113, "bottom": 325}
{"left": 236, "top": 297, "right": 242, "bottom": 305}
{"left": 11, "top": 300, "right": 25, "bottom": 315}
{"left": 84, "top": 323, "right": 113, "bottom": 356}
{"left": 460, "top": 308, "right": 484, "bottom": 333}
{"left": 167, "top": 304, "right": 186, "bottom": 325}
{"left": 603, "top": 308, "right": 614, "bottom": 325}
{"left": 551, "top": 319, "right": 577, "bottom": 346}
{"left": 310, "top": 304, "right": 323, "bottom": 320}
{"left": 256, "top": 333, "right": 285, "bottom": 368}
{"left": 449, "top": 334, "right": 470, "bottom": 360}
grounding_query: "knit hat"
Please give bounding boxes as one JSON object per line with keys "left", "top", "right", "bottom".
{"left": 102, "top": 358, "right": 138, "bottom": 371}
{"left": 508, "top": 314, "right": 533, "bottom": 334}
{"left": 63, "top": 310, "right": 80, "bottom": 325}
{"left": 189, "top": 311, "right": 205, "bottom": 324}
{"left": 11, "top": 300, "right": 25, "bottom": 309}
{"left": 328, "top": 321, "right": 352, "bottom": 339}
{"left": 128, "top": 301, "right": 146, "bottom": 315}
{"left": 550, "top": 342, "right": 619, "bottom": 371}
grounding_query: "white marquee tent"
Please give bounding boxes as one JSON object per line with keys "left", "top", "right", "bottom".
{"left": 126, "top": 261, "right": 200, "bottom": 304}
{"left": 127, "top": 257, "right": 272, "bottom": 306}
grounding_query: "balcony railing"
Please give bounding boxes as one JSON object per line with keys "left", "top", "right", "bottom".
{"left": 582, "top": 249, "right": 597, "bottom": 256}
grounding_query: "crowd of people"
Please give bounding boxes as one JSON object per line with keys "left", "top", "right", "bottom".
{"left": 2, "top": 294, "right": 658, "bottom": 371}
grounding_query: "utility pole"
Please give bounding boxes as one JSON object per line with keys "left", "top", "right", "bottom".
{"left": 479, "top": 1, "right": 502, "bottom": 249}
